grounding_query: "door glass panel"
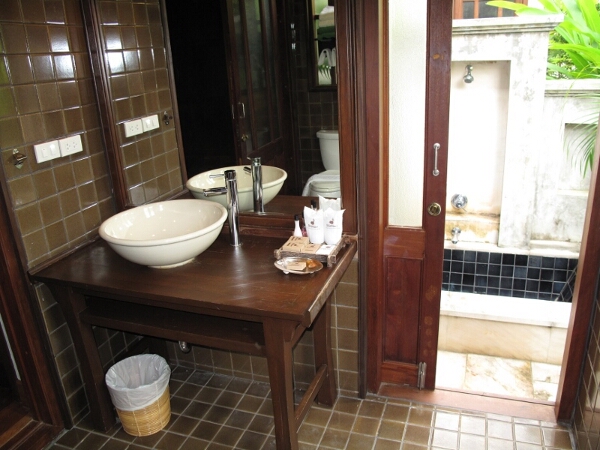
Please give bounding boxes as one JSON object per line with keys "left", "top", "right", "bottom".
{"left": 388, "top": 1, "right": 426, "bottom": 227}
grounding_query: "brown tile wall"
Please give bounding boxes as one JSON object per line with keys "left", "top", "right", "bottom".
{"left": 0, "top": 0, "right": 120, "bottom": 422}
{"left": 0, "top": 0, "right": 184, "bottom": 424}
{"left": 573, "top": 271, "right": 600, "bottom": 449}
{"left": 0, "top": 0, "right": 115, "bottom": 268}
{"left": 97, "top": 0, "right": 183, "bottom": 205}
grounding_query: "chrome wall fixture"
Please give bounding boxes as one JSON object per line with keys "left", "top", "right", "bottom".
{"left": 451, "top": 194, "right": 468, "bottom": 210}
{"left": 12, "top": 149, "right": 27, "bottom": 169}
{"left": 463, "top": 64, "right": 474, "bottom": 83}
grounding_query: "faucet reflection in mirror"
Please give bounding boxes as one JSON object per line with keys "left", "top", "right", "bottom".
{"left": 245, "top": 157, "right": 264, "bottom": 213}
{"left": 187, "top": 166, "right": 287, "bottom": 213}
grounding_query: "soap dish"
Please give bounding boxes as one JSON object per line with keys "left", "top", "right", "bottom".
{"left": 274, "top": 257, "right": 323, "bottom": 275}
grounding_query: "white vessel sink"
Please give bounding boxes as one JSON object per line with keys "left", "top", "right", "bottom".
{"left": 186, "top": 165, "right": 287, "bottom": 212}
{"left": 99, "top": 199, "right": 227, "bottom": 268}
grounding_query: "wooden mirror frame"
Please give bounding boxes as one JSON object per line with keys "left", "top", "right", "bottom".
{"left": 80, "top": 0, "right": 357, "bottom": 235}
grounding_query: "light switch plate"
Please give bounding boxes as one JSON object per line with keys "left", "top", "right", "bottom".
{"left": 124, "top": 119, "right": 143, "bottom": 137}
{"left": 142, "top": 114, "right": 160, "bottom": 132}
{"left": 34, "top": 140, "right": 61, "bottom": 163}
{"left": 59, "top": 135, "right": 83, "bottom": 156}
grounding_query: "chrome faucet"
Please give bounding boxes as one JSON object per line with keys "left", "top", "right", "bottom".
{"left": 202, "top": 169, "right": 241, "bottom": 246}
{"left": 451, "top": 194, "right": 468, "bottom": 211}
{"left": 244, "top": 157, "right": 264, "bottom": 213}
{"left": 451, "top": 227, "right": 461, "bottom": 244}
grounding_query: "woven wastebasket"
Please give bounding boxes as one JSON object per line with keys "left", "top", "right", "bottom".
{"left": 105, "top": 354, "right": 171, "bottom": 436}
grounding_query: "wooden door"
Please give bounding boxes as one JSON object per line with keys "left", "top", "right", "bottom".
{"left": 223, "top": 0, "right": 292, "bottom": 169}
{"left": 366, "top": 0, "right": 453, "bottom": 391}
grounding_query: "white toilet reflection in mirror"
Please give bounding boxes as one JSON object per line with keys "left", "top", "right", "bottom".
{"left": 302, "top": 130, "right": 341, "bottom": 198}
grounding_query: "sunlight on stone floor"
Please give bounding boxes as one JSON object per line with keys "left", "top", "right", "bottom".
{"left": 436, "top": 350, "right": 561, "bottom": 401}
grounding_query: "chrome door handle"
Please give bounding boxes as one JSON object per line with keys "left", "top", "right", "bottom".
{"left": 433, "top": 143, "right": 440, "bottom": 176}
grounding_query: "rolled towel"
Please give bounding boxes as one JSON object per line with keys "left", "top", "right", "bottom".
{"left": 302, "top": 171, "right": 340, "bottom": 196}
{"left": 319, "top": 12, "right": 334, "bottom": 27}
{"left": 317, "top": 27, "right": 335, "bottom": 40}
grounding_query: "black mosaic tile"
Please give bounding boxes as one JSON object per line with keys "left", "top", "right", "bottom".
{"left": 514, "top": 267, "right": 527, "bottom": 279}
{"left": 442, "top": 248, "right": 578, "bottom": 303}
{"left": 476, "top": 252, "right": 489, "bottom": 263}
{"left": 488, "top": 264, "right": 501, "bottom": 276}
{"left": 489, "top": 253, "right": 502, "bottom": 264}
{"left": 541, "top": 269, "right": 554, "bottom": 281}
{"left": 513, "top": 279, "right": 525, "bottom": 291}
{"left": 529, "top": 256, "right": 542, "bottom": 268}
{"left": 542, "top": 256, "right": 555, "bottom": 268}
{"left": 527, "top": 268, "right": 540, "bottom": 280}
{"left": 502, "top": 254, "right": 515, "bottom": 265}
{"left": 515, "top": 254, "right": 528, "bottom": 266}
{"left": 464, "top": 262, "right": 475, "bottom": 274}
{"left": 476, "top": 263, "right": 488, "bottom": 275}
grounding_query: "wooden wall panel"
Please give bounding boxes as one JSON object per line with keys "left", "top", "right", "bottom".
{"left": 384, "top": 257, "right": 423, "bottom": 363}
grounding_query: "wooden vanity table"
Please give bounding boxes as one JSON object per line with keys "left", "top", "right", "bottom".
{"left": 31, "top": 233, "right": 357, "bottom": 450}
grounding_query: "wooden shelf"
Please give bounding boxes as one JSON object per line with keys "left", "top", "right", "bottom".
{"left": 81, "top": 298, "right": 266, "bottom": 356}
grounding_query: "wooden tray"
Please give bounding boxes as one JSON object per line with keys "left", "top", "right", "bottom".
{"left": 274, "top": 236, "right": 347, "bottom": 267}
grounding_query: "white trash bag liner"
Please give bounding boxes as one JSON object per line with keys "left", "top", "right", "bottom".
{"left": 105, "top": 354, "right": 171, "bottom": 411}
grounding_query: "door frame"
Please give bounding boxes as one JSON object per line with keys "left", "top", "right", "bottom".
{"left": 360, "top": 0, "right": 598, "bottom": 424}
{"left": 0, "top": 187, "right": 65, "bottom": 446}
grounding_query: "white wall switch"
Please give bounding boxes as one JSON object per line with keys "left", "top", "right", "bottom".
{"left": 142, "top": 114, "right": 160, "bottom": 132}
{"left": 58, "top": 135, "right": 83, "bottom": 156}
{"left": 34, "top": 140, "right": 61, "bottom": 163}
{"left": 124, "top": 119, "right": 143, "bottom": 137}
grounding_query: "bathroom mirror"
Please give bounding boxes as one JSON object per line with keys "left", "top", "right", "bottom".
{"left": 81, "top": 0, "right": 357, "bottom": 234}
{"left": 308, "top": 0, "right": 337, "bottom": 90}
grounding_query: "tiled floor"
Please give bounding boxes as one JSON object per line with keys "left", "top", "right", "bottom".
{"left": 44, "top": 366, "right": 573, "bottom": 450}
{"left": 436, "top": 351, "right": 561, "bottom": 402}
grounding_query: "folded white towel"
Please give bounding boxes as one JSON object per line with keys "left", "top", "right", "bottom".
{"left": 320, "top": 6, "right": 334, "bottom": 14}
{"left": 302, "top": 170, "right": 340, "bottom": 196}
{"left": 318, "top": 49, "right": 331, "bottom": 66}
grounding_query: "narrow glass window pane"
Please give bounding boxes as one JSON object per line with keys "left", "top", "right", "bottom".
{"left": 480, "top": 3, "right": 500, "bottom": 18}
{"left": 463, "top": 1, "right": 474, "bottom": 19}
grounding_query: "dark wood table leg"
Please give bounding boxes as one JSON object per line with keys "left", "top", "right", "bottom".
{"left": 263, "top": 318, "right": 299, "bottom": 450}
{"left": 49, "top": 285, "right": 116, "bottom": 431}
{"left": 312, "top": 298, "right": 336, "bottom": 406}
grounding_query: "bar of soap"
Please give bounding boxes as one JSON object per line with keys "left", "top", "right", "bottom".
{"left": 303, "top": 243, "right": 321, "bottom": 254}
{"left": 282, "top": 241, "right": 305, "bottom": 252}
{"left": 286, "top": 261, "right": 306, "bottom": 271}
{"left": 281, "top": 236, "right": 310, "bottom": 252}
{"left": 316, "top": 244, "right": 337, "bottom": 255}
{"left": 287, "top": 236, "right": 309, "bottom": 245}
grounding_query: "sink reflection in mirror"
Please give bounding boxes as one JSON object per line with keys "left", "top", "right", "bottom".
{"left": 99, "top": 199, "right": 227, "bottom": 268}
{"left": 186, "top": 166, "right": 287, "bottom": 212}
